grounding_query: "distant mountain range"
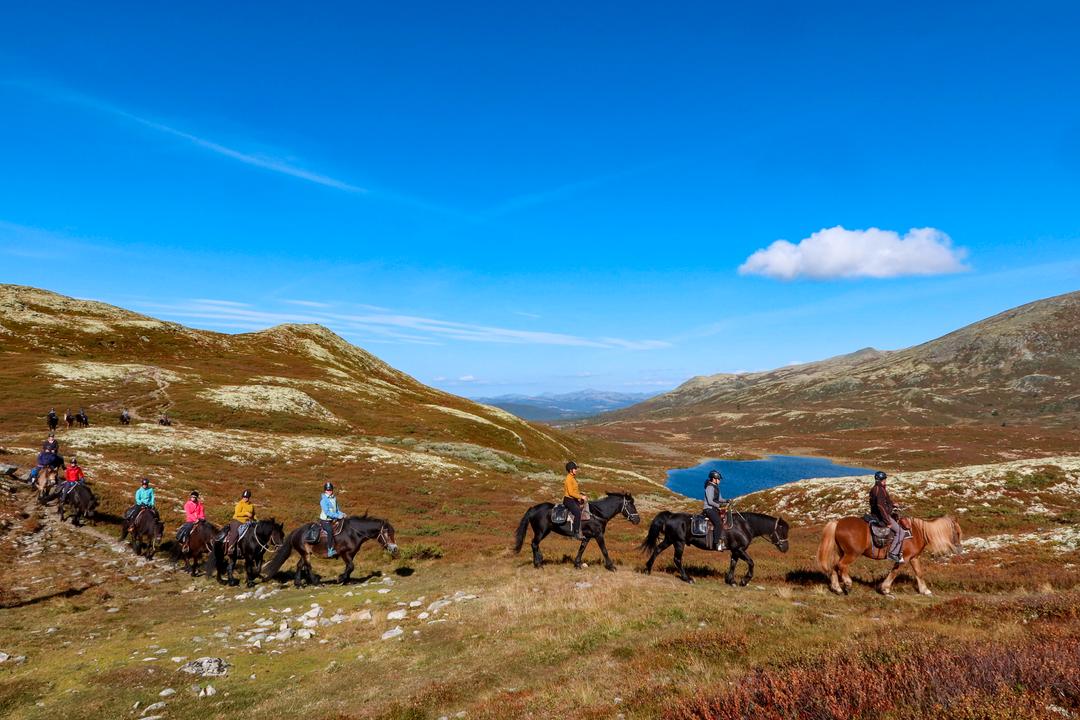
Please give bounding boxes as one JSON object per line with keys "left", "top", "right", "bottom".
{"left": 475, "top": 390, "right": 658, "bottom": 422}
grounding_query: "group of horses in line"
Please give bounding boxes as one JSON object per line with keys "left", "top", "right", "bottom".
{"left": 29, "top": 470, "right": 962, "bottom": 596}
{"left": 47, "top": 409, "right": 89, "bottom": 431}
{"left": 515, "top": 491, "right": 963, "bottom": 595}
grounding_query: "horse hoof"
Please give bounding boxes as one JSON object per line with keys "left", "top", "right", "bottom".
{"left": 605, "top": 564, "right": 616, "bottom": 572}
{"left": 682, "top": 577, "right": 694, "bottom": 584}
{"left": 739, "top": 579, "right": 750, "bottom": 587}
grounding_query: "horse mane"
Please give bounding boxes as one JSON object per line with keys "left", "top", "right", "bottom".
{"left": 914, "top": 516, "right": 961, "bottom": 555}
{"left": 604, "top": 491, "right": 632, "bottom": 499}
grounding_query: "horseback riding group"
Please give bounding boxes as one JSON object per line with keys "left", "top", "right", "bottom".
{"left": 31, "top": 406, "right": 959, "bottom": 595}
{"left": 516, "top": 460, "right": 960, "bottom": 594}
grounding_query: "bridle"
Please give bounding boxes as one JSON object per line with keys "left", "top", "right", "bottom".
{"left": 252, "top": 522, "right": 283, "bottom": 553}
{"left": 621, "top": 496, "right": 640, "bottom": 523}
{"left": 768, "top": 517, "right": 787, "bottom": 547}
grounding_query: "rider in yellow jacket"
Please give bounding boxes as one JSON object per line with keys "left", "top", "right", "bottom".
{"left": 233, "top": 490, "right": 256, "bottom": 523}
{"left": 563, "top": 461, "right": 587, "bottom": 540}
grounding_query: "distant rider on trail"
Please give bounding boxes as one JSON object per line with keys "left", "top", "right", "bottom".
{"left": 704, "top": 469, "right": 728, "bottom": 551}
{"left": 563, "top": 461, "right": 587, "bottom": 540}
{"left": 320, "top": 482, "right": 346, "bottom": 557}
{"left": 177, "top": 490, "right": 205, "bottom": 547}
{"left": 870, "top": 471, "right": 904, "bottom": 563}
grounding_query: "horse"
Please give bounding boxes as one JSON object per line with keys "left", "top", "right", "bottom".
{"left": 43, "top": 483, "right": 98, "bottom": 526}
{"left": 119, "top": 411, "right": 131, "bottom": 426}
{"left": 33, "top": 466, "right": 59, "bottom": 502}
{"left": 514, "top": 492, "right": 641, "bottom": 571}
{"left": 75, "top": 410, "right": 89, "bottom": 428}
{"left": 47, "top": 412, "right": 58, "bottom": 431}
{"left": 120, "top": 507, "right": 165, "bottom": 559}
{"left": 640, "top": 510, "right": 789, "bottom": 584}
{"left": 64, "top": 410, "right": 74, "bottom": 429}
{"left": 172, "top": 520, "right": 219, "bottom": 577}
{"left": 817, "top": 515, "right": 963, "bottom": 596}
{"left": 261, "top": 515, "right": 399, "bottom": 587}
{"left": 209, "top": 519, "right": 285, "bottom": 587}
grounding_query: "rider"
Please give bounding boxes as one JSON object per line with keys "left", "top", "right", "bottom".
{"left": 225, "top": 489, "right": 256, "bottom": 551}
{"left": 870, "top": 471, "right": 904, "bottom": 563}
{"left": 120, "top": 409, "right": 131, "bottom": 424}
{"left": 47, "top": 407, "right": 58, "bottom": 426}
{"left": 703, "top": 469, "right": 728, "bottom": 551}
{"left": 127, "top": 477, "right": 158, "bottom": 524}
{"left": 37, "top": 433, "right": 63, "bottom": 473}
{"left": 319, "top": 482, "right": 346, "bottom": 557}
{"left": 177, "top": 490, "right": 205, "bottom": 546}
{"left": 563, "top": 461, "right": 587, "bottom": 540}
{"left": 61, "top": 457, "right": 86, "bottom": 498}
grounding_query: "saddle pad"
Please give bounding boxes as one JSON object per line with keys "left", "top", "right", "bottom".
{"left": 550, "top": 504, "right": 570, "bottom": 525}
{"left": 690, "top": 514, "right": 710, "bottom": 537}
{"left": 305, "top": 524, "right": 321, "bottom": 544}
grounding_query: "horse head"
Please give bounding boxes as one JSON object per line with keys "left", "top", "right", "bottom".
{"left": 617, "top": 493, "right": 641, "bottom": 525}
{"left": 377, "top": 521, "right": 399, "bottom": 558}
{"left": 263, "top": 519, "right": 286, "bottom": 549}
{"left": 771, "top": 516, "right": 790, "bottom": 553}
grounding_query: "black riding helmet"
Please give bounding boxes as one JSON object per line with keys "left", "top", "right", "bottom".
{"left": 874, "top": 471, "right": 887, "bottom": 482}
{"left": 565, "top": 461, "right": 578, "bottom": 473}
{"left": 324, "top": 482, "right": 334, "bottom": 492}
{"left": 242, "top": 489, "right": 252, "bottom": 498}
{"left": 708, "top": 470, "right": 722, "bottom": 481}
{"left": 141, "top": 477, "right": 150, "bottom": 486}
{"left": 190, "top": 490, "right": 199, "bottom": 498}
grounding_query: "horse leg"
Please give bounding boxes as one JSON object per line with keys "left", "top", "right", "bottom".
{"left": 725, "top": 552, "right": 738, "bottom": 585}
{"left": 594, "top": 534, "right": 616, "bottom": 572}
{"left": 573, "top": 537, "right": 591, "bottom": 569}
{"left": 245, "top": 557, "right": 257, "bottom": 587}
{"left": 227, "top": 553, "right": 239, "bottom": 586}
{"left": 909, "top": 557, "right": 932, "bottom": 596}
{"left": 736, "top": 548, "right": 754, "bottom": 586}
{"left": 339, "top": 550, "right": 356, "bottom": 584}
{"left": 673, "top": 541, "right": 692, "bottom": 583}
{"left": 531, "top": 526, "right": 547, "bottom": 568}
{"left": 293, "top": 558, "right": 304, "bottom": 588}
{"left": 838, "top": 552, "right": 855, "bottom": 594}
{"left": 644, "top": 538, "right": 671, "bottom": 575}
{"left": 879, "top": 562, "right": 902, "bottom": 595}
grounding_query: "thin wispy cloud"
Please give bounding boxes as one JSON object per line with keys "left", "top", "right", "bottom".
{"left": 478, "top": 162, "right": 660, "bottom": 219}
{"left": 135, "top": 298, "right": 670, "bottom": 351}
{"left": 282, "top": 299, "right": 332, "bottom": 308}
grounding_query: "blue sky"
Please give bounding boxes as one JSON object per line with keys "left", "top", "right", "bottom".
{"left": 2, "top": 2, "right": 1079, "bottom": 395}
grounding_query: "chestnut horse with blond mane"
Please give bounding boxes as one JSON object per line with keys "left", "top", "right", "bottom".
{"left": 817, "top": 515, "right": 962, "bottom": 596}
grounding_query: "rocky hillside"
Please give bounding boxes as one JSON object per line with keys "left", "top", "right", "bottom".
{"left": 583, "top": 291, "right": 1080, "bottom": 469}
{"left": 0, "top": 285, "right": 573, "bottom": 460}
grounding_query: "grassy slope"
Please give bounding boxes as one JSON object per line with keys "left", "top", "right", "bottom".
{"left": 0, "top": 286, "right": 1078, "bottom": 719}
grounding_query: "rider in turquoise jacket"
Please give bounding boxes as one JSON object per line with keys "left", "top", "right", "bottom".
{"left": 135, "top": 478, "right": 155, "bottom": 507}
{"left": 320, "top": 482, "right": 345, "bottom": 557}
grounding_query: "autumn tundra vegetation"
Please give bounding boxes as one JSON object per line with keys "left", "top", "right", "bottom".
{"left": 0, "top": 285, "right": 1078, "bottom": 719}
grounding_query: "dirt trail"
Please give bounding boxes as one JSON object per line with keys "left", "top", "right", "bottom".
{"left": 0, "top": 475, "right": 179, "bottom": 609}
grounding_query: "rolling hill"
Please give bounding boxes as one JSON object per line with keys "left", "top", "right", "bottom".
{"left": 473, "top": 390, "right": 657, "bottom": 422}
{"left": 583, "top": 290, "right": 1080, "bottom": 469}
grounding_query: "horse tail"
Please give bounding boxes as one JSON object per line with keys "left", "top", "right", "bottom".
{"left": 639, "top": 511, "right": 671, "bottom": 553}
{"left": 513, "top": 507, "right": 534, "bottom": 554}
{"left": 817, "top": 520, "right": 839, "bottom": 572}
{"left": 261, "top": 527, "right": 299, "bottom": 578}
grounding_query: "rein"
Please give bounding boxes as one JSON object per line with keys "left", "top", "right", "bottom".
{"left": 621, "top": 496, "right": 640, "bottom": 523}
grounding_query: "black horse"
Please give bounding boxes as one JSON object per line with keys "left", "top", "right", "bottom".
{"left": 43, "top": 483, "right": 98, "bottom": 526}
{"left": 120, "top": 507, "right": 165, "bottom": 559}
{"left": 75, "top": 410, "right": 89, "bottom": 428}
{"left": 261, "top": 515, "right": 399, "bottom": 587}
{"left": 47, "top": 411, "right": 58, "bottom": 431}
{"left": 514, "top": 492, "right": 641, "bottom": 571}
{"left": 119, "top": 410, "right": 131, "bottom": 426}
{"left": 640, "top": 510, "right": 789, "bottom": 584}
{"left": 209, "top": 519, "right": 285, "bottom": 587}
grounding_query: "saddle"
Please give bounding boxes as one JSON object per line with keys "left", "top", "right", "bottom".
{"left": 550, "top": 503, "right": 590, "bottom": 526}
{"left": 306, "top": 520, "right": 341, "bottom": 544}
{"left": 862, "top": 515, "right": 912, "bottom": 549}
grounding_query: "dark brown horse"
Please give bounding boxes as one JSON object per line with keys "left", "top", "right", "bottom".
{"left": 514, "top": 492, "right": 641, "bottom": 571}
{"left": 261, "top": 515, "right": 399, "bottom": 587}
{"left": 817, "top": 515, "right": 963, "bottom": 595}
{"left": 120, "top": 507, "right": 165, "bottom": 559}
{"left": 43, "top": 483, "right": 98, "bottom": 526}
{"left": 173, "top": 520, "right": 219, "bottom": 576}
{"left": 210, "top": 519, "right": 285, "bottom": 587}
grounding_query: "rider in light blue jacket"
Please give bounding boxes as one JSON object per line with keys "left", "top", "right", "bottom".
{"left": 135, "top": 478, "right": 155, "bottom": 507}
{"left": 320, "top": 482, "right": 346, "bottom": 557}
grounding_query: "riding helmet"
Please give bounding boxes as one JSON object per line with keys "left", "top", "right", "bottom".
{"left": 565, "top": 461, "right": 578, "bottom": 472}
{"left": 324, "top": 482, "right": 334, "bottom": 492}
{"left": 141, "top": 477, "right": 150, "bottom": 486}
{"left": 874, "top": 471, "right": 887, "bottom": 482}
{"left": 190, "top": 490, "right": 199, "bottom": 498}
{"left": 708, "top": 470, "right": 722, "bottom": 481}
{"left": 242, "top": 489, "right": 252, "bottom": 498}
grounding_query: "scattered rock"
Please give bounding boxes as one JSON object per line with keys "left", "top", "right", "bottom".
{"left": 159, "top": 688, "right": 175, "bottom": 697}
{"left": 574, "top": 582, "right": 592, "bottom": 590}
{"left": 0, "top": 652, "right": 8, "bottom": 663}
{"left": 381, "top": 626, "right": 404, "bottom": 640}
{"left": 418, "top": 612, "right": 430, "bottom": 620}
{"left": 179, "top": 657, "right": 229, "bottom": 677}
{"left": 296, "top": 629, "right": 314, "bottom": 640}
{"left": 387, "top": 609, "right": 407, "bottom": 620}
{"left": 141, "top": 701, "right": 166, "bottom": 715}
{"left": 377, "top": 588, "right": 391, "bottom": 594}
{"left": 199, "top": 685, "right": 217, "bottom": 698}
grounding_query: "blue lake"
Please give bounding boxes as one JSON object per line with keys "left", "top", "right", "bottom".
{"left": 666, "top": 455, "right": 875, "bottom": 500}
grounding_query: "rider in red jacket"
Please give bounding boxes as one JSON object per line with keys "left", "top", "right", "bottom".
{"left": 64, "top": 460, "right": 86, "bottom": 484}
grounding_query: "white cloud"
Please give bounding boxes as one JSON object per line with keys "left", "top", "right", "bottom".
{"left": 458, "top": 375, "right": 477, "bottom": 382}
{"left": 738, "top": 226, "right": 968, "bottom": 280}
